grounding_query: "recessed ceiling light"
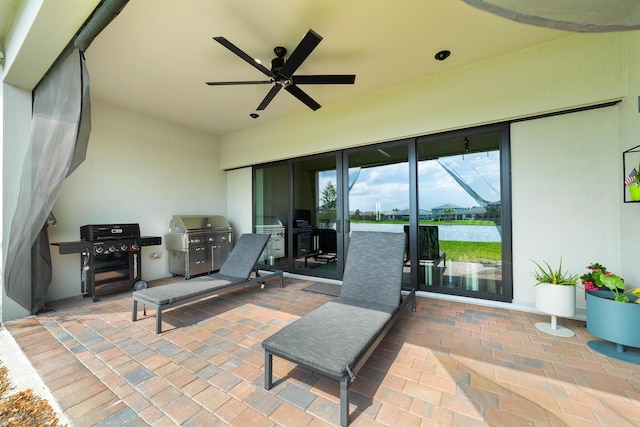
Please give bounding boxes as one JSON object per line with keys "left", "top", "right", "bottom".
{"left": 434, "top": 50, "right": 451, "bottom": 61}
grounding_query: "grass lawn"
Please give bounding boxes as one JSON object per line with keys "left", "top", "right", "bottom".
{"left": 440, "top": 240, "right": 502, "bottom": 262}
{"left": 349, "top": 220, "right": 502, "bottom": 262}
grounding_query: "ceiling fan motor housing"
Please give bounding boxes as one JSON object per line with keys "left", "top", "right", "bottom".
{"left": 271, "top": 56, "right": 285, "bottom": 74}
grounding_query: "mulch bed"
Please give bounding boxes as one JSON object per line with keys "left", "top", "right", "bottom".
{"left": 0, "top": 361, "right": 66, "bottom": 427}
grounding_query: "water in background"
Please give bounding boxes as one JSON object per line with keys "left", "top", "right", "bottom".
{"left": 350, "top": 223, "right": 501, "bottom": 243}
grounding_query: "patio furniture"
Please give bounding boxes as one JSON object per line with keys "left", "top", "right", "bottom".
{"left": 262, "top": 231, "right": 416, "bottom": 426}
{"left": 132, "top": 233, "right": 283, "bottom": 333}
{"left": 404, "top": 225, "right": 446, "bottom": 268}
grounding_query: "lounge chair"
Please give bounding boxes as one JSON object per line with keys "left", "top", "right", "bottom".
{"left": 262, "top": 231, "right": 416, "bottom": 426}
{"left": 404, "top": 225, "right": 446, "bottom": 268}
{"left": 132, "top": 233, "right": 283, "bottom": 333}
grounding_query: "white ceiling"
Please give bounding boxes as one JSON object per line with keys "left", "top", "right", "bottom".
{"left": 24, "top": 1, "right": 572, "bottom": 136}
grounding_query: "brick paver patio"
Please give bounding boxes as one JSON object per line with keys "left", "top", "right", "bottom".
{"left": 4, "top": 276, "right": 640, "bottom": 426}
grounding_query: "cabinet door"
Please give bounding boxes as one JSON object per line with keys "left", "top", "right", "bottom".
{"left": 188, "top": 245, "right": 210, "bottom": 276}
{"left": 212, "top": 242, "right": 232, "bottom": 271}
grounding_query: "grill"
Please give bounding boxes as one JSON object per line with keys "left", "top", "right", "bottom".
{"left": 165, "top": 215, "right": 233, "bottom": 279}
{"left": 255, "top": 216, "right": 285, "bottom": 265}
{"left": 53, "top": 223, "right": 162, "bottom": 302}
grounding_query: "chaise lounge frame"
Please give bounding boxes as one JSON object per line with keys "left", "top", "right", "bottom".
{"left": 132, "top": 233, "right": 283, "bottom": 333}
{"left": 262, "top": 231, "right": 416, "bottom": 426}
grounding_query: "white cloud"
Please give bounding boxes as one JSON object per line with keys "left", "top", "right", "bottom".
{"left": 318, "top": 151, "right": 501, "bottom": 212}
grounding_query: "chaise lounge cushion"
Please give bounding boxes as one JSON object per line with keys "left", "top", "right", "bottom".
{"left": 132, "top": 274, "right": 241, "bottom": 306}
{"left": 132, "top": 233, "right": 271, "bottom": 306}
{"left": 218, "top": 233, "right": 271, "bottom": 278}
{"left": 262, "top": 296, "right": 398, "bottom": 379}
{"left": 337, "top": 232, "right": 404, "bottom": 307}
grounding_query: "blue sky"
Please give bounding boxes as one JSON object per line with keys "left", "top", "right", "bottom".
{"left": 319, "top": 151, "right": 501, "bottom": 212}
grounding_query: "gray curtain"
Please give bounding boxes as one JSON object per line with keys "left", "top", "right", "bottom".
{"left": 3, "top": 50, "right": 90, "bottom": 313}
{"left": 3, "top": 0, "right": 128, "bottom": 314}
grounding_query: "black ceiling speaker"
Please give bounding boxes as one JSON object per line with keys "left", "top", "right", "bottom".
{"left": 206, "top": 29, "right": 356, "bottom": 111}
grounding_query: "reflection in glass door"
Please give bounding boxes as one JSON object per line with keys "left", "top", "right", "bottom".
{"left": 253, "top": 125, "right": 510, "bottom": 301}
{"left": 291, "top": 155, "right": 341, "bottom": 277}
{"left": 416, "top": 130, "right": 504, "bottom": 299}
{"left": 345, "top": 143, "right": 410, "bottom": 285}
{"left": 254, "top": 163, "right": 290, "bottom": 269}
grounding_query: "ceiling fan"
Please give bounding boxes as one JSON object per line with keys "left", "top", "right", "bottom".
{"left": 206, "top": 29, "right": 356, "bottom": 111}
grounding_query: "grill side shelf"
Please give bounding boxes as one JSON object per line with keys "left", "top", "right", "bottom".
{"left": 51, "top": 241, "right": 92, "bottom": 254}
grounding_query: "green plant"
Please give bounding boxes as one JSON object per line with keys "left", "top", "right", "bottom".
{"left": 581, "top": 262, "right": 640, "bottom": 303}
{"left": 531, "top": 258, "right": 578, "bottom": 286}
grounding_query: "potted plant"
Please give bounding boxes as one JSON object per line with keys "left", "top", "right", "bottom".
{"left": 624, "top": 165, "right": 640, "bottom": 201}
{"left": 532, "top": 258, "right": 579, "bottom": 337}
{"left": 581, "top": 262, "right": 640, "bottom": 362}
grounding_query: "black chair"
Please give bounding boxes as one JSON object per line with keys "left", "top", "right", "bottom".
{"left": 403, "top": 225, "right": 446, "bottom": 268}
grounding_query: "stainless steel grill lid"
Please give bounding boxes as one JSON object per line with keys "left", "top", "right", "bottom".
{"left": 165, "top": 215, "right": 234, "bottom": 278}
{"left": 255, "top": 216, "right": 283, "bottom": 227}
{"left": 169, "top": 215, "right": 231, "bottom": 233}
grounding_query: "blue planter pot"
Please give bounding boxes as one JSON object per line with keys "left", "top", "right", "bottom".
{"left": 586, "top": 290, "right": 640, "bottom": 351}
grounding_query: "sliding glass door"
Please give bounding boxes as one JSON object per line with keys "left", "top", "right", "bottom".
{"left": 253, "top": 124, "right": 511, "bottom": 301}
{"left": 291, "top": 154, "right": 342, "bottom": 277}
{"left": 344, "top": 142, "right": 411, "bottom": 286}
{"left": 254, "top": 163, "right": 289, "bottom": 269}
{"left": 415, "top": 127, "right": 507, "bottom": 300}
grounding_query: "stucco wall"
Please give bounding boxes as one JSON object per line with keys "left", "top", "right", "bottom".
{"left": 226, "top": 167, "right": 253, "bottom": 239}
{"left": 219, "top": 32, "right": 627, "bottom": 170}
{"left": 511, "top": 106, "right": 620, "bottom": 310}
{"left": 47, "top": 101, "right": 223, "bottom": 301}
{"left": 4, "top": 3, "right": 640, "bottom": 316}
{"left": 220, "top": 31, "right": 640, "bottom": 312}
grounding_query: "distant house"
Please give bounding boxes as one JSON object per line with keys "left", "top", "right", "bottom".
{"left": 431, "top": 204, "right": 464, "bottom": 220}
{"left": 461, "top": 206, "right": 487, "bottom": 220}
{"left": 385, "top": 209, "right": 431, "bottom": 221}
{"left": 431, "top": 204, "right": 491, "bottom": 221}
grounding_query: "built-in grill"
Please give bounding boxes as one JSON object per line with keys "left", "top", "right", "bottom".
{"left": 165, "top": 215, "right": 233, "bottom": 279}
{"left": 52, "top": 224, "right": 162, "bottom": 302}
{"left": 255, "top": 216, "right": 285, "bottom": 265}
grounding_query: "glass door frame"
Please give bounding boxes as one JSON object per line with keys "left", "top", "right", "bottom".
{"left": 290, "top": 152, "right": 345, "bottom": 279}
{"left": 413, "top": 123, "right": 512, "bottom": 302}
{"left": 339, "top": 138, "right": 414, "bottom": 287}
{"left": 252, "top": 122, "right": 513, "bottom": 302}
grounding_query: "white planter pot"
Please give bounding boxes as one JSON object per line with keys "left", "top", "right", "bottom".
{"left": 534, "top": 283, "right": 576, "bottom": 337}
{"left": 535, "top": 283, "right": 576, "bottom": 317}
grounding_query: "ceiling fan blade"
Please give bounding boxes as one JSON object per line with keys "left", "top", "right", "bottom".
{"left": 277, "top": 29, "right": 322, "bottom": 78}
{"left": 257, "top": 85, "right": 283, "bottom": 110}
{"left": 213, "top": 36, "right": 274, "bottom": 78}
{"left": 206, "top": 80, "right": 272, "bottom": 86}
{"left": 285, "top": 85, "right": 321, "bottom": 111}
{"left": 292, "top": 75, "right": 356, "bottom": 85}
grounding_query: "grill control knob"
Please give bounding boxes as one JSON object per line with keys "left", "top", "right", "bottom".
{"left": 95, "top": 246, "right": 104, "bottom": 254}
{"left": 108, "top": 245, "right": 117, "bottom": 253}
{"left": 120, "top": 244, "right": 129, "bottom": 252}
{"left": 131, "top": 243, "right": 139, "bottom": 251}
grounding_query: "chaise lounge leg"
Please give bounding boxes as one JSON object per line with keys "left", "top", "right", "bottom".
{"left": 156, "top": 309, "right": 162, "bottom": 334}
{"left": 340, "top": 376, "right": 349, "bottom": 427}
{"left": 132, "top": 299, "right": 138, "bottom": 321}
{"left": 264, "top": 352, "right": 273, "bottom": 390}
